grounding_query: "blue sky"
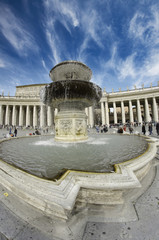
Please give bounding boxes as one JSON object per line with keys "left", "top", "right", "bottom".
{"left": 0, "top": 0, "right": 159, "bottom": 96}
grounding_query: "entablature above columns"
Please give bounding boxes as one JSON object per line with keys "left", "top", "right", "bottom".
{"left": 107, "top": 86, "right": 159, "bottom": 98}
{"left": 104, "top": 86, "right": 159, "bottom": 104}
{"left": 0, "top": 97, "right": 42, "bottom": 106}
{"left": 100, "top": 96, "right": 108, "bottom": 102}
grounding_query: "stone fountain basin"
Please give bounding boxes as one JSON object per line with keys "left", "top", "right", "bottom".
{"left": 0, "top": 135, "right": 158, "bottom": 220}
{"left": 0, "top": 134, "right": 149, "bottom": 179}
{"left": 42, "top": 80, "right": 102, "bottom": 107}
{"left": 49, "top": 60, "right": 92, "bottom": 82}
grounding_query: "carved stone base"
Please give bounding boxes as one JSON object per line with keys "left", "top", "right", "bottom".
{"left": 55, "top": 111, "right": 88, "bottom": 142}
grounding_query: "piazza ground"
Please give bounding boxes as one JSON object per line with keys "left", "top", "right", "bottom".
{"left": 0, "top": 126, "right": 159, "bottom": 240}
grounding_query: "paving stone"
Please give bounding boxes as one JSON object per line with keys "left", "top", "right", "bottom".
{"left": 13, "top": 225, "right": 60, "bottom": 240}
{"left": 83, "top": 166, "right": 159, "bottom": 240}
{"left": 0, "top": 202, "right": 26, "bottom": 240}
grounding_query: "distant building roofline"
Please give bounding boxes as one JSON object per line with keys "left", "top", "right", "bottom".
{"left": 16, "top": 83, "right": 50, "bottom": 88}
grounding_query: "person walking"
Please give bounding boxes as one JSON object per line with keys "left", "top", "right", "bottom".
{"left": 123, "top": 125, "right": 126, "bottom": 132}
{"left": 142, "top": 123, "right": 146, "bottom": 135}
{"left": 129, "top": 126, "right": 133, "bottom": 134}
{"left": 9, "top": 127, "right": 12, "bottom": 135}
{"left": 148, "top": 123, "right": 153, "bottom": 135}
{"left": 156, "top": 122, "right": 159, "bottom": 135}
{"left": 14, "top": 127, "right": 17, "bottom": 137}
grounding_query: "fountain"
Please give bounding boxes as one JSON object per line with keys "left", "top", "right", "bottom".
{"left": 41, "top": 60, "right": 102, "bottom": 141}
{"left": 0, "top": 61, "right": 159, "bottom": 240}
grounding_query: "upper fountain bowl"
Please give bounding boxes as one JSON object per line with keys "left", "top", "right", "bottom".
{"left": 49, "top": 60, "right": 92, "bottom": 82}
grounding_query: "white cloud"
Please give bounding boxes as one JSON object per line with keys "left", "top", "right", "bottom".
{"left": 45, "top": 30, "right": 61, "bottom": 65}
{"left": 42, "top": 0, "right": 80, "bottom": 65}
{"left": 128, "top": 6, "right": 159, "bottom": 46}
{"left": 81, "top": 9, "right": 104, "bottom": 48}
{"left": 125, "top": 5, "right": 159, "bottom": 88}
{"left": 41, "top": 59, "right": 49, "bottom": 73}
{"left": 0, "top": 3, "right": 38, "bottom": 55}
{"left": 129, "top": 13, "right": 145, "bottom": 41}
{"left": 117, "top": 54, "right": 137, "bottom": 80}
{"left": 78, "top": 6, "right": 113, "bottom": 60}
{"left": 43, "top": 0, "right": 79, "bottom": 29}
{"left": 0, "top": 59, "right": 6, "bottom": 68}
{"left": 42, "top": 0, "right": 111, "bottom": 65}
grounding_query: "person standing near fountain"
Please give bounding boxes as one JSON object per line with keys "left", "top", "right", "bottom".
{"left": 14, "top": 127, "right": 17, "bottom": 137}
{"left": 156, "top": 121, "right": 159, "bottom": 135}
{"left": 142, "top": 123, "right": 146, "bottom": 135}
{"left": 148, "top": 123, "right": 153, "bottom": 135}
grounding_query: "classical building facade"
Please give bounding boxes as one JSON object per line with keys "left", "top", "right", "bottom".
{"left": 0, "top": 83, "right": 159, "bottom": 128}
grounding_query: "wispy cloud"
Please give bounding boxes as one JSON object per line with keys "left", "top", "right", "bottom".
{"left": 41, "top": 58, "right": 50, "bottom": 73}
{"left": 42, "top": 0, "right": 111, "bottom": 65}
{"left": 117, "top": 53, "right": 137, "bottom": 80}
{"left": 95, "top": 4, "right": 159, "bottom": 91}
{"left": 45, "top": 30, "right": 61, "bottom": 64}
{"left": 42, "top": 0, "right": 80, "bottom": 65}
{"left": 78, "top": 6, "right": 112, "bottom": 62}
{"left": 81, "top": 9, "right": 104, "bottom": 48}
{"left": 0, "top": 59, "right": 6, "bottom": 68}
{"left": 128, "top": 5, "right": 159, "bottom": 46}
{"left": 0, "top": 3, "right": 38, "bottom": 56}
{"left": 44, "top": 0, "right": 79, "bottom": 30}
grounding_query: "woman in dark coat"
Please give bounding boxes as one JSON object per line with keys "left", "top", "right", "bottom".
{"left": 14, "top": 128, "right": 17, "bottom": 137}
{"left": 156, "top": 122, "right": 159, "bottom": 135}
{"left": 142, "top": 124, "right": 146, "bottom": 135}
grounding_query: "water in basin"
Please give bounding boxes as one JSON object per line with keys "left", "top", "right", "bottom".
{"left": 0, "top": 134, "right": 148, "bottom": 180}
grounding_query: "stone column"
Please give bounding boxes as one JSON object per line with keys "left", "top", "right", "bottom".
{"left": 153, "top": 97, "right": 158, "bottom": 122}
{"left": 54, "top": 108, "right": 58, "bottom": 124}
{"left": 85, "top": 108, "right": 89, "bottom": 126}
{"left": 121, "top": 101, "right": 125, "bottom": 124}
{"left": 89, "top": 106, "right": 94, "bottom": 128}
{"left": 26, "top": 105, "right": 30, "bottom": 127}
{"left": 33, "top": 105, "right": 38, "bottom": 128}
{"left": 113, "top": 102, "right": 117, "bottom": 124}
{"left": 12, "top": 105, "right": 16, "bottom": 126}
{"left": 144, "top": 98, "right": 150, "bottom": 122}
{"left": 0, "top": 105, "right": 3, "bottom": 125}
{"left": 5, "top": 105, "right": 9, "bottom": 126}
{"left": 19, "top": 105, "right": 23, "bottom": 126}
{"left": 105, "top": 101, "right": 109, "bottom": 125}
{"left": 54, "top": 108, "right": 58, "bottom": 116}
{"left": 47, "top": 106, "right": 53, "bottom": 127}
{"left": 40, "top": 105, "right": 45, "bottom": 128}
{"left": 101, "top": 102, "right": 106, "bottom": 125}
{"left": 129, "top": 100, "right": 134, "bottom": 123}
{"left": 137, "top": 99, "right": 142, "bottom": 123}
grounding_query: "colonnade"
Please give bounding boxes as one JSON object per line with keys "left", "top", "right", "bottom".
{"left": 0, "top": 98, "right": 158, "bottom": 128}
{"left": 0, "top": 103, "right": 94, "bottom": 128}
{"left": 0, "top": 86, "right": 159, "bottom": 128}
{"left": 0, "top": 104, "right": 54, "bottom": 128}
{"left": 85, "top": 106, "right": 94, "bottom": 128}
{"left": 101, "top": 97, "right": 159, "bottom": 125}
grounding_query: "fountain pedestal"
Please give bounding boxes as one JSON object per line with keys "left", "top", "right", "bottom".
{"left": 55, "top": 110, "right": 87, "bottom": 142}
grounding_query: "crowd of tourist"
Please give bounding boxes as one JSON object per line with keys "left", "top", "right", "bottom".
{"left": 94, "top": 121, "right": 159, "bottom": 137}
{"left": 1, "top": 121, "right": 159, "bottom": 139}
{"left": 0, "top": 125, "right": 51, "bottom": 139}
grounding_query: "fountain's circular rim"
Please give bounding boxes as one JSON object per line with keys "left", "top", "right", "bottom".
{"left": 0, "top": 134, "right": 151, "bottom": 182}
{"left": 50, "top": 60, "right": 92, "bottom": 74}
{"left": 49, "top": 60, "right": 92, "bottom": 82}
